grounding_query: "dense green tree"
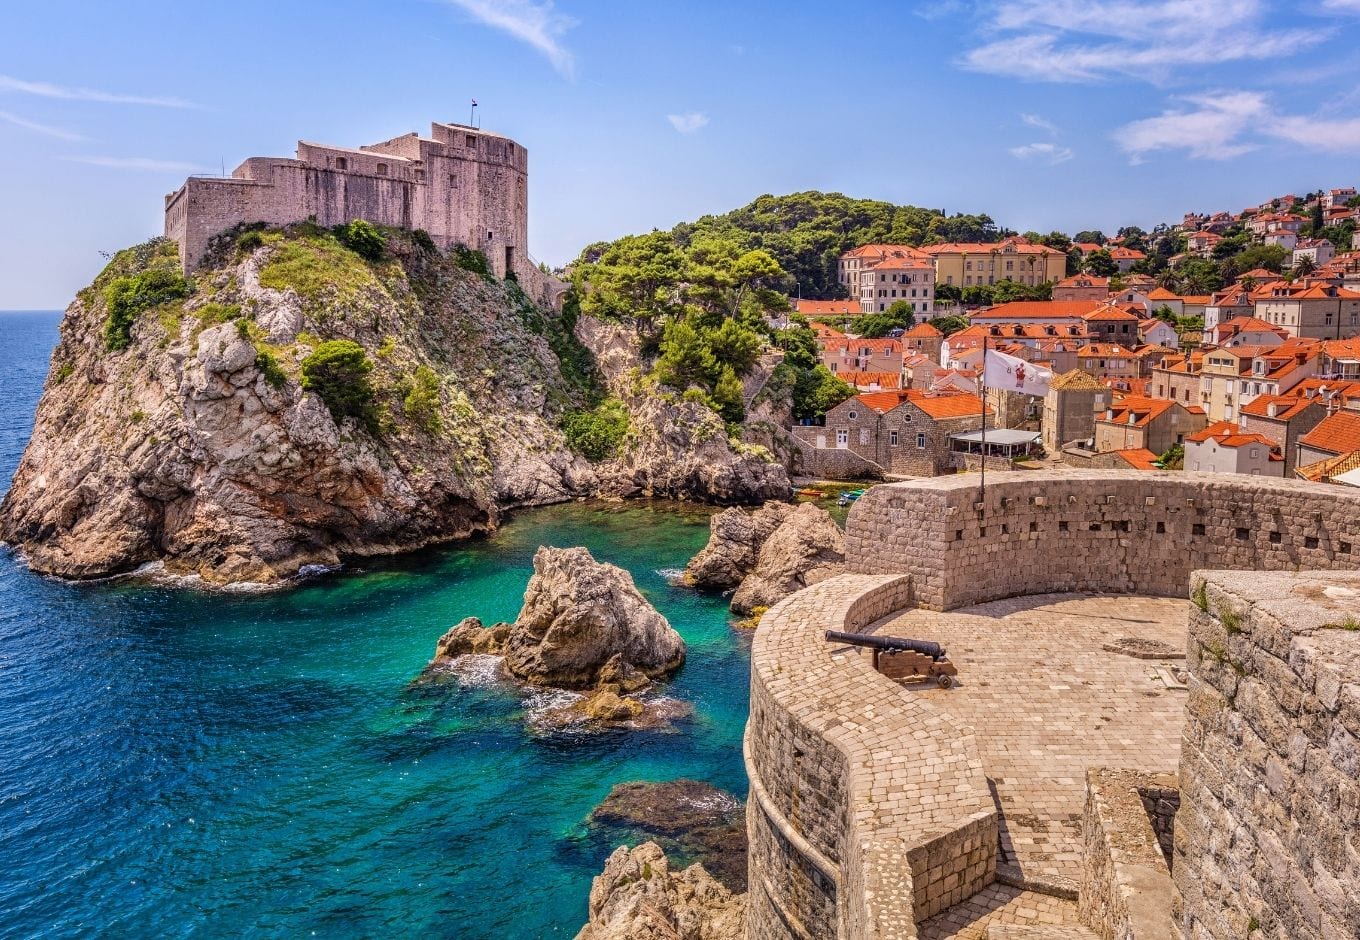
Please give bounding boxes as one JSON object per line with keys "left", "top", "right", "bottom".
{"left": 1085, "top": 249, "right": 1118, "bottom": 277}
{"left": 301, "top": 340, "right": 377, "bottom": 429}
{"left": 1222, "top": 243, "right": 1288, "bottom": 276}
{"left": 1066, "top": 248, "right": 1083, "bottom": 276}
{"left": 1165, "top": 258, "right": 1225, "bottom": 294}
{"left": 927, "top": 314, "right": 970, "bottom": 336}
{"left": 793, "top": 365, "right": 855, "bottom": 420}
{"left": 1311, "top": 199, "right": 1325, "bottom": 234}
{"left": 712, "top": 365, "right": 746, "bottom": 423}
{"left": 653, "top": 317, "right": 717, "bottom": 389}
{"left": 562, "top": 398, "right": 631, "bottom": 460}
{"left": 1074, "top": 230, "right": 1106, "bottom": 246}
{"left": 335, "top": 219, "right": 387, "bottom": 261}
{"left": 103, "top": 268, "right": 193, "bottom": 351}
{"left": 854, "top": 302, "right": 915, "bottom": 338}
{"left": 1116, "top": 226, "right": 1148, "bottom": 250}
{"left": 573, "top": 230, "right": 689, "bottom": 329}
{"left": 708, "top": 317, "right": 765, "bottom": 374}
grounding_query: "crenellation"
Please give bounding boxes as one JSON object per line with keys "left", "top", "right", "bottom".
{"left": 163, "top": 121, "right": 561, "bottom": 305}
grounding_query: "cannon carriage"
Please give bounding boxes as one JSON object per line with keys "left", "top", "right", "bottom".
{"left": 824, "top": 630, "right": 959, "bottom": 688}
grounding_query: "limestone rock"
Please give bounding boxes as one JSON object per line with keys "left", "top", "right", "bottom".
{"left": 589, "top": 779, "right": 748, "bottom": 892}
{"left": 730, "top": 503, "right": 845, "bottom": 615}
{"left": 0, "top": 234, "right": 596, "bottom": 586}
{"left": 433, "top": 617, "right": 511, "bottom": 658}
{"left": 574, "top": 842, "right": 745, "bottom": 940}
{"left": 597, "top": 653, "right": 652, "bottom": 694}
{"left": 580, "top": 687, "right": 646, "bottom": 722}
{"left": 684, "top": 502, "right": 796, "bottom": 590}
{"left": 504, "top": 546, "right": 685, "bottom": 688}
{"left": 592, "top": 395, "right": 792, "bottom": 506}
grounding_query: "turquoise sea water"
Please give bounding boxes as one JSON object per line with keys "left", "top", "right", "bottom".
{"left": 0, "top": 311, "right": 749, "bottom": 938}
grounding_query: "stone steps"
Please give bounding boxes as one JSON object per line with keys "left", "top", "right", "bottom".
{"left": 987, "top": 925, "right": 1099, "bottom": 939}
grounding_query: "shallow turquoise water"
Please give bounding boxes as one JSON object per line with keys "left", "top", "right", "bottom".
{"left": 0, "top": 312, "right": 749, "bottom": 938}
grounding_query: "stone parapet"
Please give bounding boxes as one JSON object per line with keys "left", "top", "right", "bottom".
{"left": 844, "top": 470, "right": 1360, "bottom": 611}
{"left": 1174, "top": 570, "right": 1360, "bottom": 940}
{"left": 1078, "top": 769, "right": 1179, "bottom": 940}
{"left": 746, "top": 574, "right": 995, "bottom": 940}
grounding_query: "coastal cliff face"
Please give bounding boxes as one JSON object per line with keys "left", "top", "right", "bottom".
{"left": 0, "top": 232, "right": 596, "bottom": 585}
{"left": 1, "top": 228, "right": 789, "bottom": 586}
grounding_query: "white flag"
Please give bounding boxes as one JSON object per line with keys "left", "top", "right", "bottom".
{"left": 984, "top": 348, "right": 1052, "bottom": 396}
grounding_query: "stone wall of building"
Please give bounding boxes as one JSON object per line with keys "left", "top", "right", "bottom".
{"left": 1174, "top": 569, "right": 1360, "bottom": 940}
{"left": 746, "top": 574, "right": 996, "bottom": 939}
{"left": 844, "top": 470, "right": 1360, "bottom": 611}
{"left": 163, "top": 122, "right": 562, "bottom": 306}
{"left": 1078, "top": 769, "right": 1180, "bottom": 940}
{"left": 789, "top": 431, "right": 884, "bottom": 481}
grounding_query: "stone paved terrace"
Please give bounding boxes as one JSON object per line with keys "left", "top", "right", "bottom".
{"left": 916, "top": 883, "right": 1093, "bottom": 938}
{"left": 870, "top": 593, "right": 1188, "bottom": 895}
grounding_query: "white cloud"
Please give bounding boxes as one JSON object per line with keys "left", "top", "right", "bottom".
{"left": 959, "top": 1, "right": 1326, "bottom": 83}
{"left": 1020, "top": 112, "right": 1059, "bottom": 136}
{"left": 0, "top": 74, "right": 192, "bottom": 108}
{"left": 63, "top": 156, "right": 208, "bottom": 172}
{"left": 1112, "top": 91, "right": 1267, "bottom": 163}
{"left": 0, "top": 110, "right": 84, "bottom": 141}
{"left": 443, "top": 0, "right": 576, "bottom": 77}
{"left": 915, "top": 1, "right": 964, "bottom": 20}
{"left": 1322, "top": 0, "right": 1360, "bottom": 11}
{"left": 1009, "top": 141, "right": 1074, "bottom": 164}
{"left": 1268, "top": 114, "right": 1360, "bottom": 151}
{"left": 666, "top": 112, "right": 709, "bottom": 134}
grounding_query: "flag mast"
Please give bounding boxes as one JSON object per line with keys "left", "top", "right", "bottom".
{"left": 979, "top": 333, "right": 987, "bottom": 514}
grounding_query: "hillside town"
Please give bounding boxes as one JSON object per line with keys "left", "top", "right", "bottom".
{"left": 791, "top": 186, "right": 1360, "bottom": 487}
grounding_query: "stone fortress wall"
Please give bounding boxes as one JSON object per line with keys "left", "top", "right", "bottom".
{"left": 164, "top": 121, "right": 562, "bottom": 305}
{"left": 746, "top": 470, "right": 1360, "bottom": 939}
{"left": 845, "top": 470, "right": 1360, "bottom": 610}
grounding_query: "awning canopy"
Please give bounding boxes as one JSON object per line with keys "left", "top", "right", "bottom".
{"left": 949, "top": 429, "right": 1040, "bottom": 446}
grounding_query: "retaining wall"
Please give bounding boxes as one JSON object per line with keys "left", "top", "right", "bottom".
{"left": 1174, "top": 570, "right": 1360, "bottom": 940}
{"left": 746, "top": 575, "right": 995, "bottom": 939}
{"left": 844, "top": 470, "right": 1360, "bottom": 611}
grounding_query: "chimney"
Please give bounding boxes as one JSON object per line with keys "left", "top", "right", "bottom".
{"left": 1267, "top": 402, "right": 1278, "bottom": 418}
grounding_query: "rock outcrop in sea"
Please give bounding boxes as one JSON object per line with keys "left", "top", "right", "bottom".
{"left": 0, "top": 229, "right": 791, "bottom": 587}
{"left": 430, "top": 546, "right": 687, "bottom": 727}
{"left": 684, "top": 501, "right": 845, "bottom": 616}
{"left": 574, "top": 842, "right": 745, "bottom": 940}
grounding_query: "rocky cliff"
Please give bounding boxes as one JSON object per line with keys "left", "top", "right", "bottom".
{"left": 575, "top": 842, "right": 745, "bottom": 940}
{"left": 0, "top": 228, "right": 790, "bottom": 586}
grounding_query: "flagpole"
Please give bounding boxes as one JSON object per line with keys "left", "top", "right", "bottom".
{"left": 980, "top": 334, "right": 987, "bottom": 515}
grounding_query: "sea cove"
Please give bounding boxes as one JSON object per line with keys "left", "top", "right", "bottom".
{"left": 0, "top": 312, "right": 749, "bottom": 937}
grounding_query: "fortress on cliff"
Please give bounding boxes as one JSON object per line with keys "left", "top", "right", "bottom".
{"left": 164, "top": 121, "right": 556, "bottom": 299}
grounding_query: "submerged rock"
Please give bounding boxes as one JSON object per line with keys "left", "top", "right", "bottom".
{"left": 574, "top": 842, "right": 745, "bottom": 940}
{"left": 433, "top": 616, "right": 512, "bottom": 658}
{"left": 504, "top": 546, "right": 685, "bottom": 689}
{"left": 589, "top": 779, "right": 748, "bottom": 892}
{"left": 684, "top": 501, "right": 845, "bottom": 616}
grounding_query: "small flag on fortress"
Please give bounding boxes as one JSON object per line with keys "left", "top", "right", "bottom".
{"left": 983, "top": 348, "right": 1052, "bottom": 397}
{"left": 471, "top": 99, "right": 478, "bottom": 106}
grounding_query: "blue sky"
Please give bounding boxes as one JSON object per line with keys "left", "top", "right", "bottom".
{"left": 4, "top": 0, "right": 1360, "bottom": 308}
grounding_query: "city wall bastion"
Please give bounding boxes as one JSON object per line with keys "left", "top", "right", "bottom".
{"left": 746, "top": 470, "right": 1360, "bottom": 939}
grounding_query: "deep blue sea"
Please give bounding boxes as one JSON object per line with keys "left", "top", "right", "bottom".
{"left": 0, "top": 310, "right": 750, "bottom": 938}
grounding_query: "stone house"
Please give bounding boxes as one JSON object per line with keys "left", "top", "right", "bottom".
{"left": 1253, "top": 283, "right": 1360, "bottom": 339}
{"left": 919, "top": 237, "right": 1067, "bottom": 289}
{"left": 1293, "top": 238, "right": 1335, "bottom": 269}
{"left": 1184, "top": 421, "right": 1284, "bottom": 476}
{"left": 1075, "top": 342, "right": 1138, "bottom": 381}
{"left": 899, "top": 322, "right": 943, "bottom": 362}
{"left": 1042, "top": 369, "right": 1109, "bottom": 451}
{"left": 1051, "top": 274, "right": 1109, "bottom": 301}
{"left": 1081, "top": 306, "right": 1141, "bottom": 344}
{"left": 1150, "top": 352, "right": 1205, "bottom": 408}
{"left": 1093, "top": 396, "right": 1206, "bottom": 455}
{"left": 1239, "top": 394, "right": 1326, "bottom": 474}
{"left": 1137, "top": 317, "right": 1178, "bottom": 348}
{"left": 820, "top": 337, "right": 903, "bottom": 375}
{"left": 855, "top": 248, "right": 935, "bottom": 315}
{"left": 792, "top": 390, "right": 991, "bottom": 477}
{"left": 1295, "top": 409, "right": 1360, "bottom": 468}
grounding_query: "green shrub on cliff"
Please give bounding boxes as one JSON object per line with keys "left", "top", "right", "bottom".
{"left": 451, "top": 244, "right": 493, "bottom": 279}
{"left": 335, "top": 219, "right": 387, "bottom": 262}
{"left": 402, "top": 365, "right": 443, "bottom": 433}
{"left": 103, "top": 268, "right": 193, "bottom": 351}
{"left": 562, "top": 397, "right": 630, "bottom": 460}
{"left": 301, "top": 340, "right": 377, "bottom": 429}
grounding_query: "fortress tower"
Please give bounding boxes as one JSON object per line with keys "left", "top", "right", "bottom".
{"left": 164, "top": 121, "right": 546, "bottom": 293}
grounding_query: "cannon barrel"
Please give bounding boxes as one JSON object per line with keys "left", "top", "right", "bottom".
{"left": 824, "top": 630, "right": 945, "bottom": 661}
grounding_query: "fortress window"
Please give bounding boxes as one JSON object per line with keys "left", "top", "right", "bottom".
{"left": 1305, "top": 536, "right": 1319, "bottom": 549}
{"left": 415, "top": 169, "right": 425, "bottom": 181}
{"left": 335, "top": 156, "right": 348, "bottom": 170}
{"left": 376, "top": 163, "right": 389, "bottom": 176}
{"left": 466, "top": 135, "right": 477, "bottom": 148}
{"left": 449, "top": 173, "right": 457, "bottom": 187}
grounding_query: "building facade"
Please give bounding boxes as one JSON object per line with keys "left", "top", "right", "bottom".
{"left": 920, "top": 237, "right": 1067, "bottom": 289}
{"left": 164, "top": 121, "right": 544, "bottom": 291}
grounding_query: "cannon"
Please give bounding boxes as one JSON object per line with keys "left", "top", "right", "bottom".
{"left": 824, "top": 630, "right": 959, "bottom": 689}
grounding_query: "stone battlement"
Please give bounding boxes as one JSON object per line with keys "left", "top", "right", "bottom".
{"left": 845, "top": 470, "right": 1360, "bottom": 610}
{"left": 164, "top": 121, "right": 559, "bottom": 303}
{"left": 746, "top": 470, "right": 1360, "bottom": 939}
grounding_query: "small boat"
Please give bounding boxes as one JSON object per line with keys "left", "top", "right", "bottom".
{"left": 837, "top": 495, "right": 852, "bottom": 507}
{"left": 796, "top": 487, "right": 825, "bottom": 498}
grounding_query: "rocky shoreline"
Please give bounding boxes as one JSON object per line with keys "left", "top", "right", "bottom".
{"left": 0, "top": 231, "right": 792, "bottom": 589}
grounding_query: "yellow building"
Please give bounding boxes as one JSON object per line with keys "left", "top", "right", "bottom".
{"left": 920, "top": 237, "right": 1067, "bottom": 289}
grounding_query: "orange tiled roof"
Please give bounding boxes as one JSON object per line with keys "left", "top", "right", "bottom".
{"left": 973, "top": 300, "right": 1108, "bottom": 320}
{"left": 1097, "top": 395, "right": 1176, "bottom": 428}
{"left": 1298, "top": 411, "right": 1360, "bottom": 456}
{"left": 797, "top": 299, "right": 860, "bottom": 314}
{"left": 902, "top": 322, "right": 943, "bottom": 338}
{"left": 853, "top": 389, "right": 991, "bottom": 420}
{"left": 1240, "top": 394, "right": 1316, "bottom": 421}
{"left": 919, "top": 237, "right": 1065, "bottom": 257}
{"left": 1186, "top": 421, "right": 1278, "bottom": 450}
{"left": 1083, "top": 305, "right": 1141, "bottom": 322}
{"left": 1111, "top": 448, "right": 1161, "bottom": 470}
{"left": 1056, "top": 274, "right": 1108, "bottom": 288}
{"left": 1296, "top": 450, "right": 1360, "bottom": 483}
{"left": 1146, "top": 287, "right": 1180, "bottom": 300}
{"left": 841, "top": 371, "right": 902, "bottom": 390}
{"left": 1108, "top": 246, "right": 1146, "bottom": 260}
